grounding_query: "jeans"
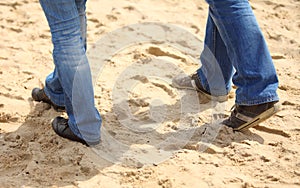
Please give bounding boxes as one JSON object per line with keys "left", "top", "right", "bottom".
{"left": 39, "top": 0, "right": 101, "bottom": 143}
{"left": 197, "top": 0, "right": 279, "bottom": 105}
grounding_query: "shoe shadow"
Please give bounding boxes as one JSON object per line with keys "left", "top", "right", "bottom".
{"left": 0, "top": 98, "right": 115, "bottom": 187}
{"left": 95, "top": 88, "right": 265, "bottom": 166}
{"left": 0, "top": 90, "right": 265, "bottom": 187}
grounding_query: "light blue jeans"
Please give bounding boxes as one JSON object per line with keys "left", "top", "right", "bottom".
{"left": 39, "top": 0, "right": 101, "bottom": 143}
{"left": 197, "top": 0, "right": 279, "bottom": 105}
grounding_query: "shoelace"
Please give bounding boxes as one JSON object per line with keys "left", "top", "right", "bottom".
{"left": 230, "top": 104, "right": 236, "bottom": 112}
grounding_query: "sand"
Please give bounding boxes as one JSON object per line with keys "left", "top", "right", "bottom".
{"left": 0, "top": 0, "right": 299, "bottom": 187}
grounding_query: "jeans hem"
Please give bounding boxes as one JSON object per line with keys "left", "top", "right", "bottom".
{"left": 68, "top": 120, "right": 101, "bottom": 143}
{"left": 235, "top": 95, "right": 279, "bottom": 106}
{"left": 44, "top": 86, "right": 65, "bottom": 107}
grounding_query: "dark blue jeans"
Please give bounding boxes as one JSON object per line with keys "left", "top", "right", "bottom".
{"left": 198, "top": 0, "right": 279, "bottom": 105}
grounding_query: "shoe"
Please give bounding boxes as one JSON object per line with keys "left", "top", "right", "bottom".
{"left": 172, "top": 73, "right": 228, "bottom": 102}
{"left": 52, "top": 117, "right": 100, "bottom": 146}
{"left": 223, "top": 101, "right": 280, "bottom": 131}
{"left": 31, "top": 88, "right": 65, "bottom": 112}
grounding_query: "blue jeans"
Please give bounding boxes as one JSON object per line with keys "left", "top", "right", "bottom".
{"left": 39, "top": 0, "right": 101, "bottom": 143}
{"left": 197, "top": 0, "right": 279, "bottom": 105}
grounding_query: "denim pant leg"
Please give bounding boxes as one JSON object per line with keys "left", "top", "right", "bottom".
{"left": 44, "top": 68, "right": 65, "bottom": 106}
{"left": 201, "top": 0, "right": 279, "bottom": 105}
{"left": 39, "top": 0, "right": 101, "bottom": 143}
{"left": 76, "top": 0, "right": 87, "bottom": 50}
{"left": 197, "top": 13, "right": 234, "bottom": 96}
{"left": 44, "top": 0, "right": 87, "bottom": 107}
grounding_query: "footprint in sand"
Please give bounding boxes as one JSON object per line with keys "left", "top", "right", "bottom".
{"left": 106, "top": 14, "right": 118, "bottom": 21}
{"left": 0, "top": 112, "right": 19, "bottom": 123}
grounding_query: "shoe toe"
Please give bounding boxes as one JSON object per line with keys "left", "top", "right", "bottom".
{"left": 52, "top": 117, "right": 68, "bottom": 136}
{"left": 31, "top": 88, "right": 42, "bottom": 101}
{"left": 172, "top": 74, "right": 193, "bottom": 89}
{"left": 32, "top": 88, "right": 65, "bottom": 112}
{"left": 51, "top": 117, "right": 89, "bottom": 145}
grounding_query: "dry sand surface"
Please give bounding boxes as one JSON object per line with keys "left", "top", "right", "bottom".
{"left": 0, "top": 0, "right": 300, "bottom": 187}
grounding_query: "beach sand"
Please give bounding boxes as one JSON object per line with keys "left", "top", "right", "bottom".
{"left": 0, "top": 0, "right": 299, "bottom": 187}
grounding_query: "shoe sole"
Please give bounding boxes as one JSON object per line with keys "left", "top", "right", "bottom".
{"left": 234, "top": 103, "right": 281, "bottom": 131}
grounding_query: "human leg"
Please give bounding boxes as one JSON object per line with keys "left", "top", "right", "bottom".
{"left": 172, "top": 13, "right": 232, "bottom": 102}
{"left": 42, "top": 0, "right": 88, "bottom": 107}
{"left": 76, "top": 0, "right": 87, "bottom": 50}
{"left": 205, "top": 0, "right": 279, "bottom": 105}
{"left": 39, "top": 0, "right": 101, "bottom": 144}
{"left": 205, "top": 0, "right": 279, "bottom": 130}
{"left": 43, "top": 68, "right": 65, "bottom": 107}
{"left": 197, "top": 12, "right": 234, "bottom": 97}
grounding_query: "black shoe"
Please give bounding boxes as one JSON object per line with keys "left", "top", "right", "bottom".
{"left": 31, "top": 88, "right": 65, "bottom": 112}
{"left": 52, "top": 117, "right": 100, "bottom": 146}
{"left": 223, "top": 101, "right": 280, "bottom": 131}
